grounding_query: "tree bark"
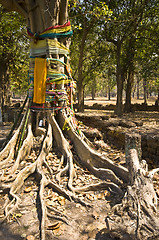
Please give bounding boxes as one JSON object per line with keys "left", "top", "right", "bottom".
{"left": 77, "top": 23, "right": 88, "bottom": 112}
{"left": 108, "top": 68, "right": 111, "bottom": 101}
{"left": 115, "top": 41, "right": 123, "bottom": 116}
{"left": 143, "top": 78, "right": 147, "bottom": 105}
{"left": 91, "top": 85, "right": 95, "bottom": 100}
{"left": 137, "top": 75, "right": 140, "bottom": 99}
{"left": 0, "top": 57, "right": 11, "bottom": 116}
{"left": 124, "top": 69, "right": 134, "bottom": 113}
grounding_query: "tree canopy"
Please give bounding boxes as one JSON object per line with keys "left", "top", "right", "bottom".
{"left": 0, "top": 4, "right": 29, "bottom": 108}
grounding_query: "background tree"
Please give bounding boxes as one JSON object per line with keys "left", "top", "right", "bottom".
{"left": 69, "top": 0, "right": 112, "bottom": 111}
{"left": 100, "top": 0, "right": 159, "bottom": 115}
{"left": 0, "top": 4, "right": 29, "bottom": 113}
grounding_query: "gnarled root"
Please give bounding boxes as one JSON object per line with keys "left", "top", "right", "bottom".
{"left": 3, "top": 110, "right": 151, "bottom": 240}
{"left": 9, "top": 123, "right": 34, "bottom": 174}
{"left": 57, "top": 111, "right": 128, "bottom": 186}
{"left": 49, "top": 112, "right": 124, "bottom": 194}
{"left": 106, "top": 149, "right": 159, "bottom": 240}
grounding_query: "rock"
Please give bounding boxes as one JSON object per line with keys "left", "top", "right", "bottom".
{"left": 82, "top": 128, "right": 103, "bottom": 141}
{"left": 101, "top": 115, "right": 109, "bottom": 120}
{"left": 119, "top": 119, "right": 136, "bottom": 128}
{"left": 133, "top": 120, "right": 143, "bottom": 126}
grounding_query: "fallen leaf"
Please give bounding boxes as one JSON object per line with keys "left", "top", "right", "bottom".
{"left": 48, "top": 152, "right": 54, "bottom": 158}
{"left": 58, "top": 196, "right": 65, "bottom": 206}
{"left": 15, "top": 213, "right": 22, "bottom": 218}
{"left": 26, "top": 235, "right": 35, "bottom": 240}
{"left": 104, "top": 190, "right": 110, "bottom": 197}
{"left": 53, "top": 228, "right": 61, "bottom": 236}
{"left": 47, "top": 221, "right": 61, "bottom": 230}
{"left": 96, "top": 192, "right": 105, "bottom": 200}
{"left": 47, "top": 200, "right": 54, "bottom": 206}
{"left": 58, "top": 198, "right": 65, "bottom": 206}
{"left": 24, "top": 186, "right": 32, "bottom": 193}
{"left": 118, "top": 160, "right": 126, "bottom": 165}
{"left": 87, "top": 194, "right": 94, "bottom": 201}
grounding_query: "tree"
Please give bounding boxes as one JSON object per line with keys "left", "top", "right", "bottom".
{"left": 0, "top": 4, "right": 29, "bottom": 113}
{"left": 69, "top": 0, "right": 112, "bottom": 111}
{"left": 136, "top": 6, "right": 159, "bottom": 104}
{"left": 0, "top": 1, "right": 159, "bottom": 240}
{"left": 101, "top": 0, "right": 159, "bottom": 115}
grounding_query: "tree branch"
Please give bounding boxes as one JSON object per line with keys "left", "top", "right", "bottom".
{"left": 0, "top": 0, "right": 28, "bottom": 17}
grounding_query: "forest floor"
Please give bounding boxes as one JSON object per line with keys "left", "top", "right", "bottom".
{"left": 0, "top": 97, "right": 159, "bottom": 240}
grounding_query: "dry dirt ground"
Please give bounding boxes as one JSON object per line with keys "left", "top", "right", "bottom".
{"left": 84, "top": 96, "right": 157, "bottom": 106}
{"left": 0, "top": 97, "right": 158, "bottom": 240}
{"left": 0, "top": 122, "right": 124, "bottom": 240}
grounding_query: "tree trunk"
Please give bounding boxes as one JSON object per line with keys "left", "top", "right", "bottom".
{"left": 108, "top": 68, "right": 111, "bottom": 101}
{"left": 77, "top": 24, "right": 88, "bottom": 112}
{"left": 124, "top": 70, "right": 134, "bottom": 113}
{"left": 124, "top": 33, "right": 136, "bottom": 113}
{"left": 143, "top": 78, "right": 147, "bottom": 104}
{"left": 108, "top": 87, "right": 111, "bottom": 100}
{"left": 0, "top": 57, "right": 12, "bottom": 118}
{"left": 115, "top": 42, "right": 123, "bottom": 116}
{"left": 137, "top": 75, "right": 140, "bottom": 99}
{"left": 77, "top": 80, "right": 85, "bottom": 112}
{"left": 91, "top": 81, "right": 96, "bottom": 100}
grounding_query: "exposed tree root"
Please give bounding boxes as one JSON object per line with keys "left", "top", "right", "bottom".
{"left": 0, "top": 147, "right": 15, "bottom": 168}
{"left": 70, "top": 181, "right": 123, "bottom": 195}
{"left": 0, "top": 126, "right": 20, "bottom": 162}
{"left": 58, "top": 111, "right": 128, "bottom": 183}
{"left": 0, "top": 114, "right": 90, "bottom": 239}
{"left": 1, "top": 110, "right": 159, "bottom": 240}
{"left": 106, "top": 149, "right": 159, "bottom": 240}
{"left": 0, "top": 106, "right": 28, "bottom": 162}
{"left": 9, "top": 123, "right": 33, "bottom": 174}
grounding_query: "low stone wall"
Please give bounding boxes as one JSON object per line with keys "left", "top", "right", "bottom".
{"left": 105, "top": 126, "right": 159, "bottom": 166}
{"left": 74, "top": 103, "right": 159, "bottom": 112}
{"left": 2, "top": 105, "right": 21, "bottom": 123}
{"left": 76, "top": 114, "right": 159, "bottom": 166}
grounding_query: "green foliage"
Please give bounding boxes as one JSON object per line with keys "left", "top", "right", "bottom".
{"left": 0, "top": 4, "right": 29, "bottom": 94}
{"left": 69, "top": 0, "right": 114, "bottom": 98}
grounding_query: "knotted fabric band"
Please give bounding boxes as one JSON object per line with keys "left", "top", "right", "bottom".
{"left": 27, "top": 21, "right": 73, "bottom": 39}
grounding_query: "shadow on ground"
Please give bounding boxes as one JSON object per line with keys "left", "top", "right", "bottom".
{"left": 0, "top": 224, "right": 23, "bottom": 240}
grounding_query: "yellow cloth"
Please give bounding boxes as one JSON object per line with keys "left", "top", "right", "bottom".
{"left": 41, "top": 25, "right": 71, "bottom": 35}
{"left": 30, "top": 39, "right": 69, "bottom": 52}
{"left": 33, "top": 58, "right": 47, "bottom": 104}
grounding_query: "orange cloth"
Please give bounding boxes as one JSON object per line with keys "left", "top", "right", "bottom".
{"left": 33, "top": 58, "right": 47, "bottom": 104}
